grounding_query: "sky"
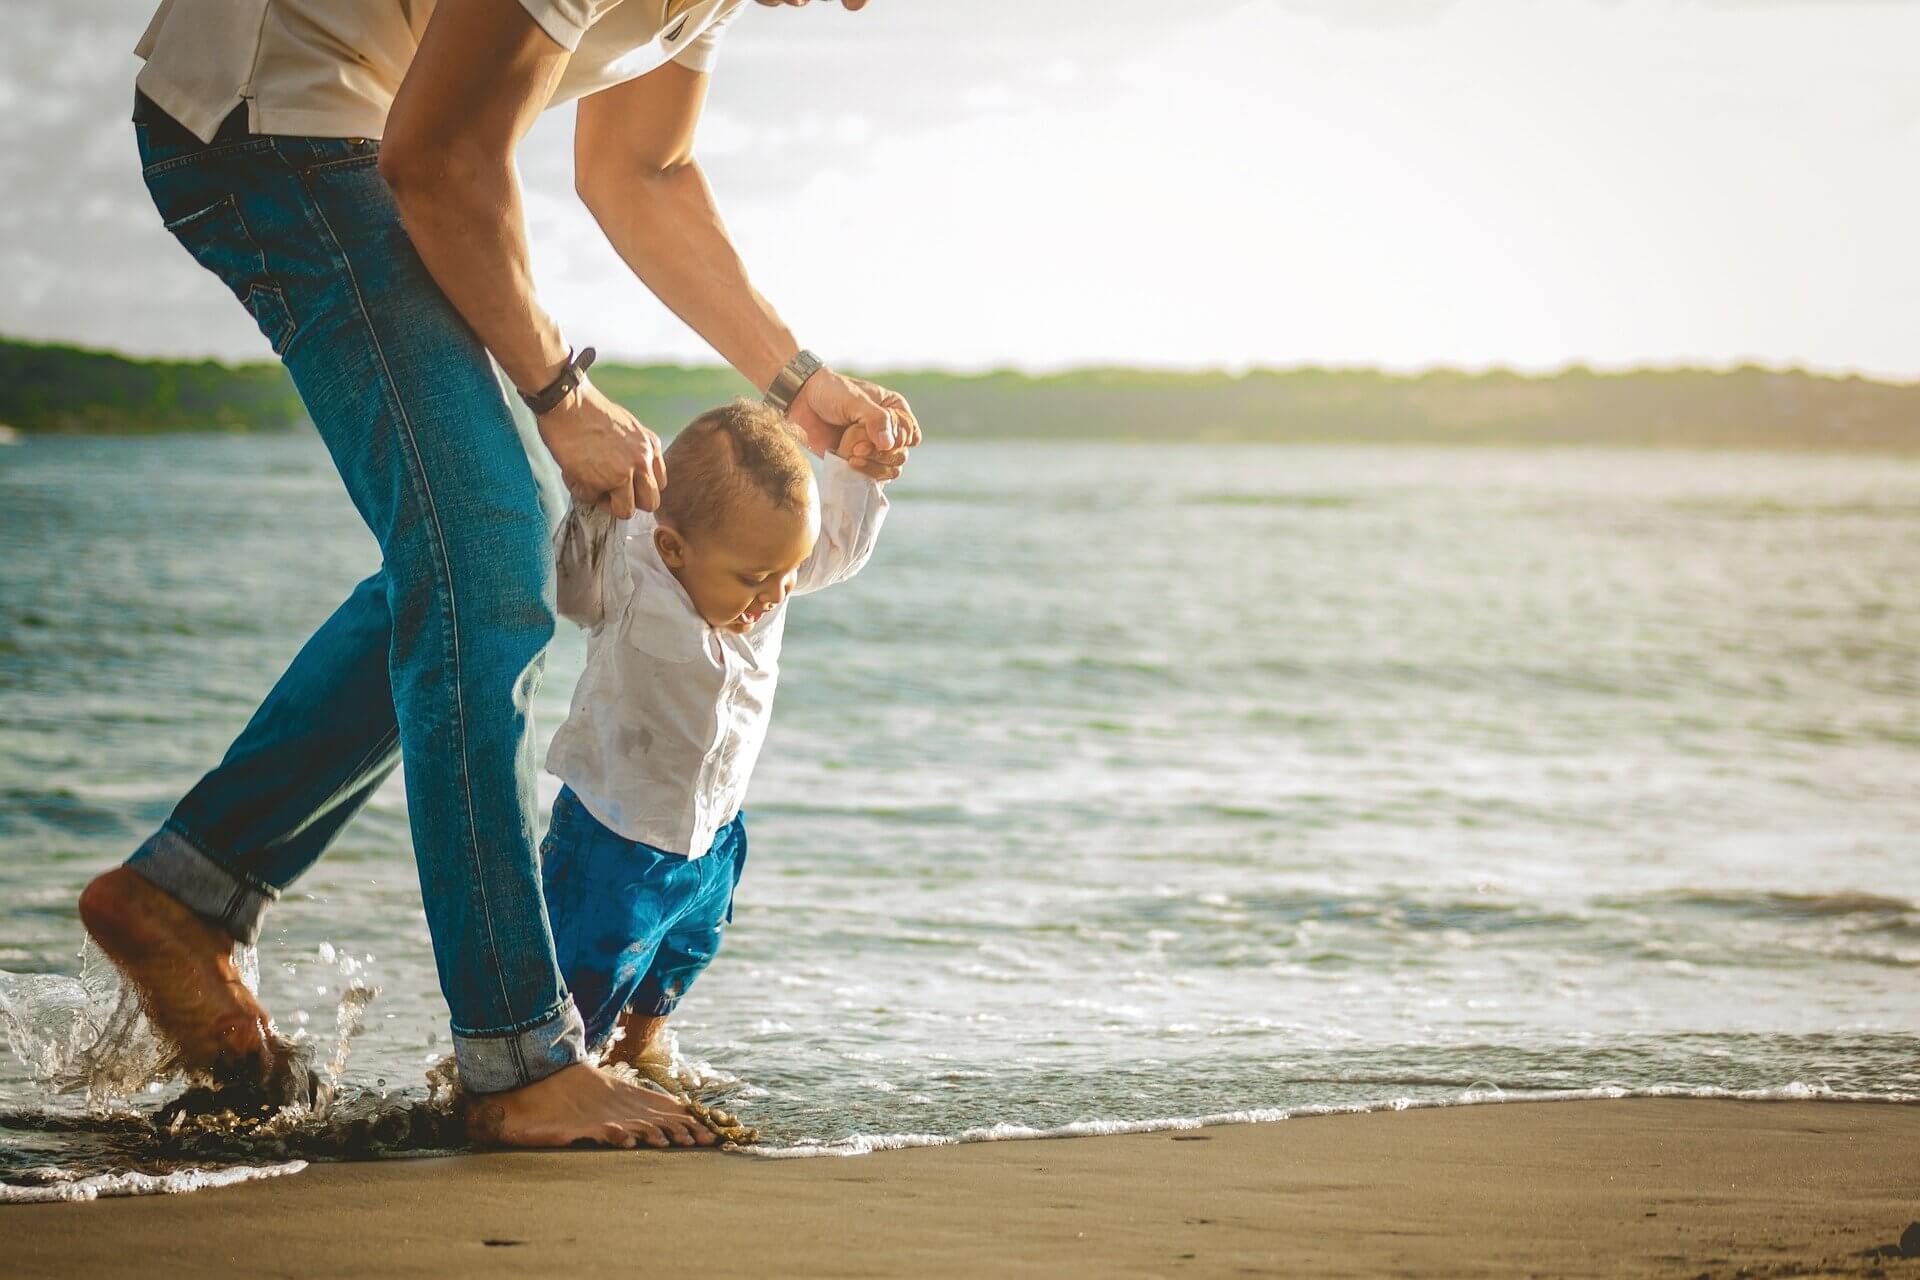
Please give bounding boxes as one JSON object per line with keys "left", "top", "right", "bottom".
{"left": 2, "top": 0, "right": 1917, "bottom": 377}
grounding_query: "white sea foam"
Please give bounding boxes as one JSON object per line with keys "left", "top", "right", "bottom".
{"left": 0, "top": 1160, "right": 309, "bottom": 1204}
{"left": 747, "top": 1082, "right": 1920, "bottom": 1158}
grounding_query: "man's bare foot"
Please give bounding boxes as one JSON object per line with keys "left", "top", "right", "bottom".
{"left": 78, "top": 866, "right": 279, "bottom": 1083}
{"left": 461, "top": 1063, "right": 718, "bottom": 1150}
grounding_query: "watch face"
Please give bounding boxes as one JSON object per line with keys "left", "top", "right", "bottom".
{"left": 768, "top": 352, "right": 820, "bottom": 410}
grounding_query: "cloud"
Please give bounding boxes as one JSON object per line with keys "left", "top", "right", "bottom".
{"left": 3, "top": 0, "right": 1918, "bottom": 376}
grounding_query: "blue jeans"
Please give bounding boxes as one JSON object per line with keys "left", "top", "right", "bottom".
{"left": 125, "top": 96, "right": 585, "bottom": 1093}
{"left": 540, "top": 787, "right": 748, "bottom": 1050}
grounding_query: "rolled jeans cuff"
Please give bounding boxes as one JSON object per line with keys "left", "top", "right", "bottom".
{"left": 125, "top": 824, "right": 277, "bottom": 946}
{"left": 453, "top": 998, "right": 589, "bottom": 1095}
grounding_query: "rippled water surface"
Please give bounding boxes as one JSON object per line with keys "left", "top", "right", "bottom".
{"left": 2, "top": 435, "right": 1916, "bottom": 1190}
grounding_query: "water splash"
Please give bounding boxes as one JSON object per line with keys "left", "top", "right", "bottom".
{"left": 0, "top": 939, "right": 450, "bottom": 1203}
{"left": 0, "top": 945, "right": 172, "bottom": 1107}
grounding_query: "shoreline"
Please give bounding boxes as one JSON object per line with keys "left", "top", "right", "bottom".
{"left": 10, "top": 1098, "right": 1918, "bottom": 1277}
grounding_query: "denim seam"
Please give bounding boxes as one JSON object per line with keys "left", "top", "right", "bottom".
{"left": 298, "top": 153, "right": 380, "bottom": 176}
{"left": 141, "top": 137, "right": 275, "bottom": 179}
{"left": 296, "top": 164, "right": 520, "bottom": 1036}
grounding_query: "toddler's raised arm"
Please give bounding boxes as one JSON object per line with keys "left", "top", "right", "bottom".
{"left": 791, "top": 452, "right": 891, "bottom": 596}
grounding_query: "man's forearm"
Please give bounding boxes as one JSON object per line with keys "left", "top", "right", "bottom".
{"left": 384, "top": 146, "right": 572, "bottom": 395}
{"left": 581, "top": 160, "right": 798, "bottom": 394}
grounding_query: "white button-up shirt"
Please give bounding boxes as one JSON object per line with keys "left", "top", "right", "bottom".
{"left": 134, "top": 0, "right": 746, "bottom": 144}
{"left": 545, "top": 453, "right": 888, "bottom": 857}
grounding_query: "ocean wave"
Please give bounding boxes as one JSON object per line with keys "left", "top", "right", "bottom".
{"left": 748, "top": 1081, "right": 1920, "bottom": 1159}
{"left": 1652, "top": 890, "right": 1916, "bottom": 920}
{"left": 0, "top": 1159, "right": 308, "bottom": 1204}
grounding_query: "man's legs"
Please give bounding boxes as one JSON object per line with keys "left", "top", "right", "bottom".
{"left": 129, "top": 571, "right": 401, "bottom": 940}
{"left": 88, "top": 109, "right": 709, "bottom": 1144}
{"left": 81, "top": 570, "right": 400, "bottom": 1085}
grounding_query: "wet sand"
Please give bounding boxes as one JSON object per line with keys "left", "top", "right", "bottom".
{"left": 9, "top": 1099, "right": 1919, "bottom": 1278}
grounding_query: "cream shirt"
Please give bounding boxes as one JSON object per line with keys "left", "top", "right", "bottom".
{"left": 134, "top": 0, "right": 746, "bottom": 143}
{"left": 545, "top": 453, "right": 889, "bottom": 857}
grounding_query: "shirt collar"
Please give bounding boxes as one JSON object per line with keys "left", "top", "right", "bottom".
{"left": 627, "top": 513, "right": 708, "bottom": 627}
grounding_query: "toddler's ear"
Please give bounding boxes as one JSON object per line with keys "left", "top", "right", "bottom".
{"left": 653, "top": 523, "right": 688, "bottom": 568}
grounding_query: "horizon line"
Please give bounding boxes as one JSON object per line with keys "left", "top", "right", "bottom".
{"left": 5, "top": 333, "right": 1917, "bottom": 390}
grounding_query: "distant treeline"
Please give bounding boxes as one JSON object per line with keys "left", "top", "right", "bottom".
{"left": 3, "top": 335, "right": 1916, "bottom": 451}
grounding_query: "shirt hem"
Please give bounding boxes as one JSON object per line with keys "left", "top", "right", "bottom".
{"left": 132, "top": 66, "right": 244, "bottom": 146}
{"left": 132, "top": 64, "right": 395, "bottom": 142}
{"left": 545, "top": 763, "right": 733, "bottom": 860}
{"left": 516, "top": 0, "right": 591, "bottom": 52}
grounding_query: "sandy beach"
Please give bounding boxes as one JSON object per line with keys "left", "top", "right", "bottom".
{"left": 4, "top": 1099, "right": 1914, "bottom": 1278}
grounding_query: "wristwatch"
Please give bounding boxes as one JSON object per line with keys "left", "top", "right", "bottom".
{"left": 521, "top": 346, "right": 596, "bottom": 416}
{"left": 763, "top": 349, "right": 824, "bottom": 415}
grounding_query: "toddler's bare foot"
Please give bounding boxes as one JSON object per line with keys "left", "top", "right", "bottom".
{"left": 461, "top": 1062, "right": 718, "bottom": 1149}
{"left": 596, "top": 1011, "right": 757, "bottom": 1144}
{"left": 78, "top": 866, "right": 281, "bottom": 1083}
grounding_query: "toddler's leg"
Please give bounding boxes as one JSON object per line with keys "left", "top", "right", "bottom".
{"left": 609, "top": 813, "right": 749, "bottom": 1067}
{"left": 603, "top": 1010, "right": 671, "bottom": 1069}
{"left": 539, "top": 787, "right": 699, "bottom": 1049}
{"left": 595, "top": 816, "right": 754, "bottom": 1141}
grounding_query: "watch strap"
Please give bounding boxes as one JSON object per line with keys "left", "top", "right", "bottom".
{"left": 521, "top": 346, "right": 596, "bottom": 416}
{"left": 763, "top": 349, "right": 824, "bottom": 414}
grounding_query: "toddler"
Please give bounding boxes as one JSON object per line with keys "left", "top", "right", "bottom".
{"left": 540, "top": 398, "right": 899, "bottom": 1081}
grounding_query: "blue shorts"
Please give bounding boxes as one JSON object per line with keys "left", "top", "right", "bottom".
{"left": 539, "top": 785, "right": 748, "bottom": 1049}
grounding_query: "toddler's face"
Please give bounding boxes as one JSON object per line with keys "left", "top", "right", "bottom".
{"left": 655, "top": 483, "right": 819, "bottom": 633}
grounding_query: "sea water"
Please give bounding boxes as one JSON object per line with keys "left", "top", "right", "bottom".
{"left": 1, "top": 435, "right": 1916, "bottom": 1194}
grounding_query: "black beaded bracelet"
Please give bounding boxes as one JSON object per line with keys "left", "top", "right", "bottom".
{"left": 520, "top": 346, "right": 596, "bottom": 416}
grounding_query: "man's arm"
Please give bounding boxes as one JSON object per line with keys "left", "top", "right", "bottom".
{"left": 379, "top": 0, "right": 665, "bottom": 518}
{"left": 574, "top": 65, "right": 918, "bottom": 464}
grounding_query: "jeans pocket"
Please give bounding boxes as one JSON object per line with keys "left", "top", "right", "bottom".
{"left": 163, "top": 194, "right": 297, "bottom": 356}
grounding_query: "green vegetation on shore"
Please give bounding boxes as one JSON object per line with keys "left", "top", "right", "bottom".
{"left": 3, "top": 335, "right": 1915, "bottom": 451}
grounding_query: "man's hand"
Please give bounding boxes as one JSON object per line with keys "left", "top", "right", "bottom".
{"left": 536, "top": 379, "right": 668, "bottom": 518}
{"left": 787, "top": 367, "right": 922, "bottom": 473}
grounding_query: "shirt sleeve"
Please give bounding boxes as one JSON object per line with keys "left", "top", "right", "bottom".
{"left": 792, "top": 452, "right": 890, "bottom": 596}
{"left": 670, "top": 0, "right": 746, "bottom": 73}
{"left": 517, "top": 0, "right": 627, "bottom": 52}
{"left": 552, "top": 502, "right": 627, "bottom": 630}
